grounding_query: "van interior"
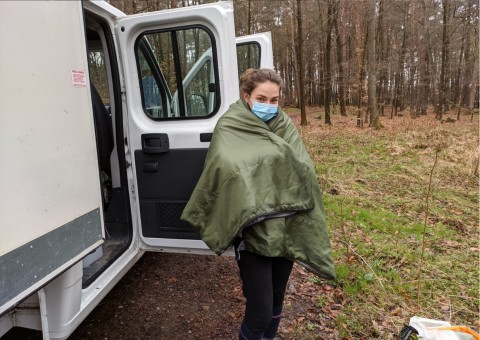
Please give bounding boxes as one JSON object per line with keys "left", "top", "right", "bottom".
{"left": 82, "top": 14, "right": 132, "bottom": 287}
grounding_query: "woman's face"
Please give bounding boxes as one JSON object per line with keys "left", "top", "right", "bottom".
{"left": 243, "top": 81, "right": 280, "bottom": 109}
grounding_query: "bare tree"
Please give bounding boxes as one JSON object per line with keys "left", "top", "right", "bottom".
{"left": 436, "top": 0, "right": 450, "bottom": 120}
{"left": 296, "top": 0, "right": 307, "bottom": 125}
{"left": 108, "top": 0, "right": 480, "bottom": 120}
{"left": 333, "top": 0, "right": 347, "bottom": 116}
{"left": 392, "top": 0, "right": 409, "bottom": 118}
{"left": 461, "top": 0, "right": 478, "bottom": 111}
{"left": 324, "top": 0, "right": 334, "bottom": 125}
{"left": 367, "top": 0, "right": 379, "bottom": 128}
{"left": 415, "top": 0, "right": 429, "bottom": 116}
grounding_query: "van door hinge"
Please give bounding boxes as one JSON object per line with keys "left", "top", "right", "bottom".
{"left": 126, "top": 161, "right": 131, "bottom": 168}
{"left": 131, "top": 185, "right": 135, "bottom": 193}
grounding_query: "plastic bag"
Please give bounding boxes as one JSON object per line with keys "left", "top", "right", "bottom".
{"left": 408, "top": 316, "right": 479, "bottom": 340}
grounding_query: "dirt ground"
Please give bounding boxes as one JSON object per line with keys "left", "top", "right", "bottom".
{"left": 67, "top": 252, "right": 339, "bottom": 340}
{"left": 3, "top": 252, "right": 339, "bottom": 340}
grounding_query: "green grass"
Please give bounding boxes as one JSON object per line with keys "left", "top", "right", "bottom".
{"left": 294, "top": 113, "right": 479, "bottom": 338}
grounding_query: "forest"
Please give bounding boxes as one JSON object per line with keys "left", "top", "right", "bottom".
{"left": 109, "top": 0, "right": 479, "bottom": 128}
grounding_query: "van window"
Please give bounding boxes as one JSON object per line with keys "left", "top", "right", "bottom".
{"left": 135, "top": 27, "right": 218, "bottom": 119}
{"left": 88, "top": 50, "right": 110, "bottom": 106}
{"left": 237, "top": 42, "right": 260, "bottom": 78}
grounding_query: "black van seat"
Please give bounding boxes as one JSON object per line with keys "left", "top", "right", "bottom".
{"left": 91, "top": 84, "right": 114, "bottom": 172}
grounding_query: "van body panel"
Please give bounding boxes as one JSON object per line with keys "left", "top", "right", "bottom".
{"left": 0, "top": 0, "right": 103, "bottom": 315}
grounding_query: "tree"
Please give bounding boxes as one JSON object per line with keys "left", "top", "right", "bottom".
{"left": 436, "top": 0, "right": 450, "bottom": 120}
{"left": 461, "top": 0, "right": 478, "bottom": 110}
{"left": 107, "top": 0, "right": 480, "bottom": 119}
{"left": 324, "top": 0, "right": 334, "bottom": 125}
{"left": 415, "top": 0, "right": 430, "bottom": 116}
{"left": 333, "top": 0, "right": 347, "bottom": 116}
{"left": 296, "top": 0, "right": 307, "bottom": 125}
{"left": 354, "top": 4, "right": 367, "bottom": 128}
{"left": 367, "top": 0, "right": 380, "bottom": 128}
{"left": 392, "top": 0, "right": 409, "bottom": 118}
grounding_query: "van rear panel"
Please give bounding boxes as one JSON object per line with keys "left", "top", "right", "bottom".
{"left": 0, "top": 1, "right": 103, "bottom": 314}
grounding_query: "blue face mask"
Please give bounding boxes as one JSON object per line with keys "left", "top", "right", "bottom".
{"left": 249, "top": 99, "right": 278, "bottom": 122}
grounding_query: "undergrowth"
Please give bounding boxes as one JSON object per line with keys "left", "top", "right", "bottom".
{"left": 287, "top": 107, "right": 479, "bottom": 339}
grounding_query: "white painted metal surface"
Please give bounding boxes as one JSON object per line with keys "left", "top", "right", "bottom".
{"left": 236, "top": 32, "right": 275, "bottom": 70}
{"left": 0, "top": 1, "right": 101, "bottom": 255}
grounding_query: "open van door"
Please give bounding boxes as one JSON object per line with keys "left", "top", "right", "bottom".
{"left": 116, "top": 2, "right": 239, "bottom": 253}
{"left": 236, "top": 32, "right": 274, "bottom": 76}
{"left": 116, "top": 3, "right": 275, "bottom": 254}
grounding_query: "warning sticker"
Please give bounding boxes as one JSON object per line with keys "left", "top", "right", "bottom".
{"left": 71, "top": 69, "right": 86, "bottom": 87}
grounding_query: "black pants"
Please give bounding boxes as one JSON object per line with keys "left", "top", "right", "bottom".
{"left": 237, "top": 251, "right": 293, "bottom": 339}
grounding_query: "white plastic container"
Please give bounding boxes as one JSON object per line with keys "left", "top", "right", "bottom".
{"left": 43, "top": 262, "right": 83, "bottom": 335}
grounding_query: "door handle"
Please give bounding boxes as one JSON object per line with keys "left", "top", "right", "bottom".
{"left": 143, "top": 161, "right": 159, "bottom": 172}
{"left": 200, "top": 133, "right": 213, "bottom": 142}
{"left": 141, "top": 133, "right": 169, "bottom": 154}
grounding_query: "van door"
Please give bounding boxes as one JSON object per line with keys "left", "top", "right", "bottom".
{"left": 116, "top": 2, "right": 239, "bottom": 252}
{"left": 236, "top": 32, "right": 274, "bottom": 76}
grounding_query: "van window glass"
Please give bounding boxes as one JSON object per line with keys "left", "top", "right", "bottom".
{"left": 137, "top": 47, "right": 165, "bottom": 118}
{"left": 237, "top": 42, "right": 260, "bottom": 79}
{"left": 135, "top": 27, "right": 218, "bottom": 119}
{"left": 88, "top": 50, "right": 110, "bottom": 106}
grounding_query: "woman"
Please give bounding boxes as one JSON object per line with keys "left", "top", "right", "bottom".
{"left": 181, "top": 69, "right": 335, "bottom": 340}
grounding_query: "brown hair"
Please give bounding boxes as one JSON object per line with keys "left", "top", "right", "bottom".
{"left": 239, "top": 68, "right": 283, "bottom": 96}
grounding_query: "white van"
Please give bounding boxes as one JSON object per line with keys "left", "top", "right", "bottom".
{"left": 0, "top": 1, "right": 273, "bottom": 338}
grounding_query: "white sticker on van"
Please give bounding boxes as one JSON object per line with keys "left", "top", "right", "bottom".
{"left": 71, "top": 70, "right": 86, "bottom": 87}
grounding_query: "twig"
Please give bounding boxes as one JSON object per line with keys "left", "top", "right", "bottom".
{"left": 339, "top": 199, "right": 351, "bottom": 258}
{"left": 448, "top": 297, "right": 452, "bottom": 322}
{"left": 416, "top": 150, "right": 439, "bottom": 314}
{"left": 338, "top": 240, "right": 386, "bottom": 293}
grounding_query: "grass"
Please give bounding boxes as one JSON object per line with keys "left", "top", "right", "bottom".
{"left": 286, "top": 107, "right": 479, "bottom": 339}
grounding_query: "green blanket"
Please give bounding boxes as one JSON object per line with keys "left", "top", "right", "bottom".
{"left": 181, "top": 100, "right": 335, "bottom": 279}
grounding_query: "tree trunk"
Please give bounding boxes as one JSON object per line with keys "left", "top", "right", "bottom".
{"left": 325, "top": 0, "right": 334, "bottom": 125}
{"left": 462, "top": 0, "right": 477, "bottom": 110}
{"left": 462, "top": 32, "right": 474, "bottom": 109}
{"left": 355, "top": 12, "right": 365, "bottom": 128}
{"left": 296, "top": 0, "right": 307, "bottom": 125}
{"left": 416, "top": 0, "right": 429, "bottom": 116}
{"left": 316, "top": 0, "right": 326, "bottom": 108}
{"left": 247, "top": 0, "right": 251, "bottom": 35}
{"left": 289, "top": 0, "right": 298, "bottom": 107}
{"left": 333, "top": 0, "right": 347, "bottom": 116}
{"left": 377, "top": 0, "right": 387, "bottom": 117}
{"left": 436, "top": 0, "right": 450, "bottom": 120}
{"left": 367, "top": 0, "right": 379, "bottom": 128}
{"left": 392, "top": 0, "right": 408, "bottom": 117}
{"left": 246, "top": 0, "right": 252, "bottom": 65}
